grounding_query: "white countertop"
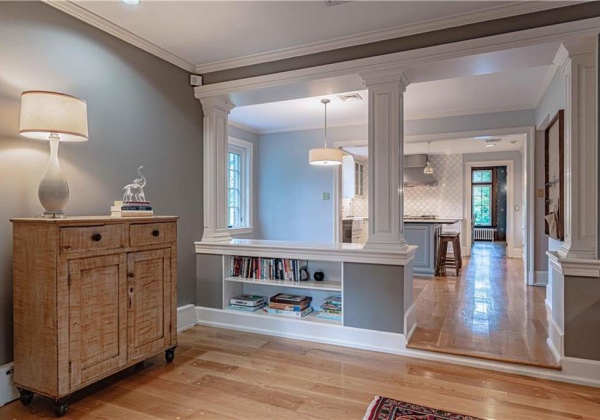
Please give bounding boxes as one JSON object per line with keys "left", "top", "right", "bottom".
{"left": 404, "top": 218, "right": 462, "bottom": 224}
{"left": 195, "top": 238, "right": 416, "bottom": 266}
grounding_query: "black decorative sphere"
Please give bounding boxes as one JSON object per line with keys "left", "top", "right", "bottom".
{"left": 313, "top": 271, "right": 325, "bottom": 281}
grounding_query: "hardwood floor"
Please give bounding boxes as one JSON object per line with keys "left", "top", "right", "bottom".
{"left": 409, "top": 241, "right": 559, "bottom": 369}
{"left": 3, "top": 325, "right": 599, "bottom": 420}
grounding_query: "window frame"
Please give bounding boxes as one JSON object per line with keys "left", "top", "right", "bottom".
{"left": 471, "top": 168, "right": 495, "bottom": 227}
{"left": 227, "top": 137, "right": 253, "bottom": 234}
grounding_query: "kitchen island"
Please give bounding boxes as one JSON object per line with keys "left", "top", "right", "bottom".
{"left": 404, "top": 218, "right": 462, "bottom": 276}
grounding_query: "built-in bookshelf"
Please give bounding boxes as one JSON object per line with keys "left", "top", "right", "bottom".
{"left": 222, "top": 255, "right": 343, "bottom": 326}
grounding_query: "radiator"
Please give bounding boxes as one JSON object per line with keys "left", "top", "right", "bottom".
{"left": 474, "top": 227, "right": 496, "bottom": 241}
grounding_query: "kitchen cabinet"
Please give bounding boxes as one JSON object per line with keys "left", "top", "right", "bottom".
{"left": 11, "top": 216, "right": 178, "bottom": 417}
{"left": 342, "top": 155, "right": 365, "bottom": 198}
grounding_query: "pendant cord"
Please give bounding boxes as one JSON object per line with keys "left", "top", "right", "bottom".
{"left": 324, "top": 100, "right": 328, "bottom": 148}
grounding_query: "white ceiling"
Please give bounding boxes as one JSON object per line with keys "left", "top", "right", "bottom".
{"left": 68, "top": 0, "right": 523, "bottom": 71}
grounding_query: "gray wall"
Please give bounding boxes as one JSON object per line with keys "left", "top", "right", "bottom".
{"left": 257, "top": 125, "right": 365, "bottom": 242}
{"left": 0, "top": 2, "right": 203, "bottom": 364}
{"left": 464, "top": 150, "right": 524, "bottom": 248}
{"left": 564, "top": 275, "right": 600, "bottom": 361}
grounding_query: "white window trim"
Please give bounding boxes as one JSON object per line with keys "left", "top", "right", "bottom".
{"left": 228, "top": 137, "right": 253, "bottom": 234}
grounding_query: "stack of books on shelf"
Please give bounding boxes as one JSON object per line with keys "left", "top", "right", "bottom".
{"left": 262, "top": 293, "right": 313, "bottom": 318}
{"left": 230, "top": 256, "right": 308, "bottom": 281}
{"left": 110, "top": 200, "right": 154, "bottom": 217}
{"left": 317, "top": 295, "right": 342, "bottom": 321}
{"left": 226, "top": 294, "right": 267, "bottom": 312}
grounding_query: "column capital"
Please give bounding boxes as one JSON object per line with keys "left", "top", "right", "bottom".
{"left": 554, "top": 37, "right": 596, "bottom": 71}
{"left": 200, "top": 96, "right": 235, "bottom": 114}
{"left": 359, "top": 66, "right": 411, "bottom": 91}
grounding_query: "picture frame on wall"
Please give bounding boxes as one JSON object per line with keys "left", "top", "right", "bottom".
{"left": 544, "top": 109, "right": 564, "bottom": 240}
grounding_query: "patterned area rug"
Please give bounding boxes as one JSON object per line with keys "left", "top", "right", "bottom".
{"left": 363, "top": 396, "right": 484, "bottom": 420}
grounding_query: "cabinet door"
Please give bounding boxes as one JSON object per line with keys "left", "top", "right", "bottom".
{"left": 127, "top": 249, "right": 172, "bottom": 361}
{"left": 69, "top": 254, "right": 127, "bottom": 389}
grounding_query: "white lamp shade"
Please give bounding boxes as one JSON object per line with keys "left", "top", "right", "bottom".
{"left": 20, "top": 91, "right": 88, "bottom": 142}
{"left": 309, "top": 148, "right": 343, "bottom": 166}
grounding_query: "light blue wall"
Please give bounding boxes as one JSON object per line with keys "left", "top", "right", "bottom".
{"left": 535, "top": 70, "right": 565, "bottom": 129}
{"left": 257, "top": 125, "right": 365, "bottom": 242}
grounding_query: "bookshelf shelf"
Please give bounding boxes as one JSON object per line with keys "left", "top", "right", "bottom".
{"left": 225, "top": 307, "right": 342, "bottom": 326}
{"left": 224, "top": 276, "right": 342, "bottom": 292}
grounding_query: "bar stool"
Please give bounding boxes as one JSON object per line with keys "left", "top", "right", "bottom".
{"left": 435, "top": 232, "right": 462, "bottom": 276}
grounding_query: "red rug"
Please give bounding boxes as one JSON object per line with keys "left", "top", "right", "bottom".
{"left": 363, "top": 396, "right": 484, "bottom": 420}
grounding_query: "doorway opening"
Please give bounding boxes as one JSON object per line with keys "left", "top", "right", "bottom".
{"left": 471, "top": 166, "right": 508, "bottom": 246}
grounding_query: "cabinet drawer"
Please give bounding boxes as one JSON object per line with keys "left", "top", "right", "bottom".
{"left": 60, "top": 224, "right": 126, "bottom": 254}
{"left": 130, "top": 222, "right": 176, "bottom": 247}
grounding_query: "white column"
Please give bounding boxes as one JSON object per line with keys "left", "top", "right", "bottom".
{"left": 359, "top": 68, "right": 410, "bottom": 251}
{"left": 555, "top": 40, "right": 597, "bottom": 259}
{"left": 200, "top": 97, "right": 234, "bottom": 243}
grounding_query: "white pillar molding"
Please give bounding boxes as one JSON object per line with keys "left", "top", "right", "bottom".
{"left": 554, "top": 40, "right": 598, "bottom": 259}
{"left": 199, "top": 97, "right": 234, "bottom": 243}
{"left": 359, "top": 68, "right": 410, "bottom": 251}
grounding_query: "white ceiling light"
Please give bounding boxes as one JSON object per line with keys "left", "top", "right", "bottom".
{"left": 122, "top": 0, "right": 141, "bottom": 5}
{"left": 424, "top": 142, "right": 434, "bottom": 174}
{"left": 309, "top": 99, "right": 343, "bottom": 166}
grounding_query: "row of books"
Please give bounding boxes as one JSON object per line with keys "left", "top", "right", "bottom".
{"left": 110, "top": 200, "right": 154, "bottom": 217}
{"left": 316, "top": 295, "right": 342, "bottom": 321}
{"left": 230, "top": 257, "right": 308, "bottom": 281}
{"left": 227, "top": 293, "right": 342, "bottom": 321}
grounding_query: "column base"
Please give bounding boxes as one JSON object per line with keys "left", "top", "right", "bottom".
{"left": 558, "top": 243, "right": 596, "bottom": 260}
{"left": 364, "top": 237, "right": 410, "bottom": 252}
{"left": 201, "top": 229, "right": 232, "bottom": 243}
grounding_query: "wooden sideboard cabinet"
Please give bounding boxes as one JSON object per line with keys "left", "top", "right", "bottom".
{"left": 11, "top": 216, "right": 178, "bottom": 417}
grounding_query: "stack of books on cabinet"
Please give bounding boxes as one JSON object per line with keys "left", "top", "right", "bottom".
{"left": 230, "top": 256, "right": 308, "bottom": 281}
{"left": 317, "top": 295, "right": 342, "bottom": 321}
{"left": 227, "top": 294, "right": 267, "bottom": 312}
{"left": 262, "top": 293, "right": 313, "bottom": 318}
{"left": 110, "top": 200, "right": 154, "bottom": 217}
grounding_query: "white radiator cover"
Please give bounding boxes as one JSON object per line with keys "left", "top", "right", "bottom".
{"left": 474, "top": 227, "right": 496, "bottom": 241}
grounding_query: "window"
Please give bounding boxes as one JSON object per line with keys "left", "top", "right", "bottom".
{"left": 227, "top": 137, "right": 253, "bottom": 233}
{"left": 472, "top": 169, "right": 493, "bottom": 226}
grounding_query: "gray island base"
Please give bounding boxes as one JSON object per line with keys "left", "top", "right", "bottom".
{"left": 404, "top": 219, "right": 461, "bottom": 276}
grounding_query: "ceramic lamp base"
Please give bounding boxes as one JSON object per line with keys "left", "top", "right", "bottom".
{"left": 38, "top": 136, "right": 69, "bottom": 217}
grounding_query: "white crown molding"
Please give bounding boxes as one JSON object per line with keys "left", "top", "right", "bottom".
{"left": 43, "top": 0, "right": 196, "bottom": 73}
{"left": 228, "top": 121, "right": 260, "bottom": 135}
{"left": 194, "top": 1, "right": 576, "bottom": 74}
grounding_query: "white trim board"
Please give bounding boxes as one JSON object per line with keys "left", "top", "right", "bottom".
{"left": 0, "top": 363, "right": 18, "bottom": 407}
{"left": 177, "top": 304, "right": 196, "bottom": 333}
{"left": 193, "top": 306, "right": 600, "bottom": 388}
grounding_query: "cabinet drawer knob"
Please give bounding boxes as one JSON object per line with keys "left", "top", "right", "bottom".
{"left": 91, "top": 233, "right": 102, "bottom": 242}
{"left": 152, "top": 229, "right": 160, "bottom": 237}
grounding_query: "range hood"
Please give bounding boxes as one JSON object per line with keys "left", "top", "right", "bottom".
{"left": 404, "top": 154, "right": 436, "bottom": 187}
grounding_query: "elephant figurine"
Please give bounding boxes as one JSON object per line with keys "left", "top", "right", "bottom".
{"left": 123, "top": 166, "right": 147, "bottom": 202}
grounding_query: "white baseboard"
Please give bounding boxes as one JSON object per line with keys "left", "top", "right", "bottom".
{"left": 509, "top": 247, "right": 523, "bottom": 258}
{"left": 548, "top": 316, "right": 564, "bottom": 360}
{"left": 404, "top": 303, "right": 417, "bottom": 342}
{"left": 0, "top": 362, "right": 18, "bottom": 407}
{"left": 177, "top": 304, "right": 196, "bottom": 333}
{"left": 195, "top": 307, "right": 407, "bottom": 354}
{"left": 561, "top": 357, "right": 600, "bottom": 386}
{"left": 534, "top": 271, "right": 548, "bottom": 286}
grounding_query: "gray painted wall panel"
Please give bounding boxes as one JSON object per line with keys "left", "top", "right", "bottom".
{"left": 564, "top": 276, "right": 600, "bottom": 361}
{"left": 0, "top": 2, "right": 203, "bottom": 365}
{"left": 343, "top": 262, "right": 405, "bottom": 334}
{"left": 196, "top": 254, "right": 223, "bottom": 309}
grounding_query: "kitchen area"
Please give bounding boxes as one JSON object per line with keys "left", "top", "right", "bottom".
{"left": 341, "top": 150, "right": 464, "bottom": 276}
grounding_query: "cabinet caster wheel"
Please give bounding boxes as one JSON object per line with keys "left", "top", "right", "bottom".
{"left": 54, "top": 402, "right": 68, "bottom": 417}
{"left": 165, "top": 347, "right": 176, "bottom": 363}
{"left": 18, "top": 388, "right": 34, "bottom": 406}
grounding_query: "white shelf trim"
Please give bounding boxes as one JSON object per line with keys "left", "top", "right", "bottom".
{"left": 225, "top": 276, "right": 342, "bottom": 291}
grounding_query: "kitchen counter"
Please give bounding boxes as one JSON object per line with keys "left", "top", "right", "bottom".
{"left": 404, "top": 218, "right": 461, "bottom": 224}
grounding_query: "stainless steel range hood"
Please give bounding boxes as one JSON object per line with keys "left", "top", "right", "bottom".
{"left": 404, "top": 154, "right": 436, "bottom": 187}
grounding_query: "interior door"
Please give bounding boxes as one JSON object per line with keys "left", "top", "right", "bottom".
{"left": 127, "top": 248, "right": 171, "bottom": 361}
{"left": 69, "top": 254, "right": 127, "bottom": 388}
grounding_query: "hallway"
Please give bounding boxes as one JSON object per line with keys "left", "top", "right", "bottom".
{"left": 408, "top": 242, "right": 559, "bottom": 369}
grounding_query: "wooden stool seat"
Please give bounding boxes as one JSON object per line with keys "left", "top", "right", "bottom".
{"left": 436, "top": 232, "right": 462, "bottom": 276}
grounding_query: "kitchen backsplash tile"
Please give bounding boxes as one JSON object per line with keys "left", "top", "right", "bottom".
{"left": 404, "top": 154, "right": 463, "bottom": 218}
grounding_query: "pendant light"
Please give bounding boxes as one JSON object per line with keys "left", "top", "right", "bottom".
{"left": 309, "top": 99, "right": 343, "bottom": 166}
{"left": 424, "top": 142, "right": 434, "bottom": 174}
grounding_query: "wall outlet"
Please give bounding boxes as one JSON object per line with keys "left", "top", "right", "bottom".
{"left": 322, "top": 192, "right": 330, "bottom": 200}
{"left": 0, "top": 362, "right": 19, "bottom": 407}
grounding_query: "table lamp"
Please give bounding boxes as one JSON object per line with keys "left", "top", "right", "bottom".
{"left": 19, "top": 91, "right": 88, "bottom": 218}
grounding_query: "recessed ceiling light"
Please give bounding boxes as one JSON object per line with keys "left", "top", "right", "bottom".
{"left": 122, "top": 0, "right": 141, "bottom": 5}
{"left": 484, "top": 143, "right": 496, "bottom": 148}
